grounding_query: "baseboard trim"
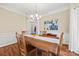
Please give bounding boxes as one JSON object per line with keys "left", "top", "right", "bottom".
{"left": 0, "top": 42, "right": 17, "bottom": 48}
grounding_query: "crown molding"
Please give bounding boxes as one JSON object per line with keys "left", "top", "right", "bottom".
{"left": 0, "top": 5, "right": 26, "bottom": 17}
{"left": 42, "top": 6, "right": 70, "bottom": 17}
{"left": 0, "top": 5, "right": 70, "bottom": 18}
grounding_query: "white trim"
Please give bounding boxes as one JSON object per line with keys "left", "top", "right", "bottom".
{"left": 42, "top": 7, "right": 69, "bottom": 17}
{"left": 0, "top": 5, "right": 26, "bottom": 17}
{"left": 0, "top": 4, "right": 69, "bottom": 17}
{"left": 0, "top": 42, "right": 16, "bottom": 47}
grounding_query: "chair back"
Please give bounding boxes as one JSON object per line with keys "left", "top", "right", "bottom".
{"left": 16, "top": 32, "right": 27, "bottom": 56}
{"left": 57, "top": 32, "right": 64, "bottom": 55}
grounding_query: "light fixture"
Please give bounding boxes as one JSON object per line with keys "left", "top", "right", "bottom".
{"left": 30, "top": 4, "right": 41, "bottom": 20}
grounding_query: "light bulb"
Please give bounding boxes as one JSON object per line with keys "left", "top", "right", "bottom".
{"left": 30, "top": 15, "right": 33, "bottom": 18}
{"left": 39, "top": 15, "right": 41, "bottom": 18}
{"left": 35, "top": 13, "right": 38, "bottom": 17}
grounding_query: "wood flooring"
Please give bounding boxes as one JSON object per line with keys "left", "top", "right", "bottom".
{"left": 0, "top": 43, "right": 79, "bottom": 56}
{"left": 0, "top": 43, "right": 20, "bottom": 56}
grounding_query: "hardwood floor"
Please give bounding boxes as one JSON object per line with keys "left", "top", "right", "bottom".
{"left": 0, "top": 43, "right": 79, "bottom": 56}
{"left": 0, "top": 43, "right": 20, "bottom": 56}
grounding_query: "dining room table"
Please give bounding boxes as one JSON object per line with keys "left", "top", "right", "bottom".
{"left": 24, "top": 34, "right": 60, "bottom": 55}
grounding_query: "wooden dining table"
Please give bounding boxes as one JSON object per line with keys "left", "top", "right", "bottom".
{"left": 24, "top": 35, "right": 60, "bottom": 55}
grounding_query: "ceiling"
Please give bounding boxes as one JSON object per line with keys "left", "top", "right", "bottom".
{"left": 0, "top": 3, "right": 70, "bottom": 16}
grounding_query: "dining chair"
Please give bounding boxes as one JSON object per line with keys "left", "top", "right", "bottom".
{"left": 16, "top": 32, "right": 27, "bottom": 56}
{"left": 21, "top": 31, "right": 38, "bottom": 56}
{"left": 16, "top": 31, "right": 37, "bottom": 56}
{"left": 48, "top": 32, "right": 64, "bottom": 56}
{"left": 57, "top": 32, "right": 64, "bottom": 55}
{"left": 37, "top": 32, "right": 64, "bottom": 56}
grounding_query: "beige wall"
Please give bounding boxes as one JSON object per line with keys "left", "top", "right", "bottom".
{"left": 0, "top": 7, "right": 27, "bottom": 47}
{"left": 40, "top": 9, "right": 70, "bottom": 33}
{"left": 0, "top": 7, "right": 26, "bottom": 33}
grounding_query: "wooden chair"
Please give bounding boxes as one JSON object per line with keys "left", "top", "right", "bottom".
{"left": 57, "top": 32, "right": 64, "bottom": 55}
{"left": 37, "top": 32, "right": 64, "bottom": 56}
{"left": 16, "top": 32, "right": 27, "bottom": 56}
{"left": 48, "top": 32, "right": 64, "bottom": 56}
{"left": 21, "top": 31, "right": 37, "bottom": 56}
{"left": 16, "top": 31, "right": 37, "bottom": 56}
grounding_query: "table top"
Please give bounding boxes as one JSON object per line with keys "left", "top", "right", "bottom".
{"left": 24, "top": 35, "right": 60, "bottom": 44}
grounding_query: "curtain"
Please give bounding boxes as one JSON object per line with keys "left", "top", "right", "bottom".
{"left": 69, "top": 7, "right": 79, "bottom": 53}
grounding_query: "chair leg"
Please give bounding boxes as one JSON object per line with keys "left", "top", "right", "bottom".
{"left": 36, "top": 48, "right": 38, "bottom": 56}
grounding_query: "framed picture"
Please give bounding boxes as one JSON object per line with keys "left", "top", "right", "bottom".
{"left": 44, "top": 19, "right": 58, "bottom": 30}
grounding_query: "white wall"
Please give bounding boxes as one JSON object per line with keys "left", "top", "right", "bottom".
{"left": 0, "top": 32, "right": 16, "bottom": 47}
{"left": 40, "top": 9, "right": 70, "bottom": 44}
{"left": 0, "top": 7, "right": 26, "bottom": 47}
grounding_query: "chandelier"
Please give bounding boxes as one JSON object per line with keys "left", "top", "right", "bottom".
{"left": 30, "top": 4, "right": 41, "bottom": 20}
